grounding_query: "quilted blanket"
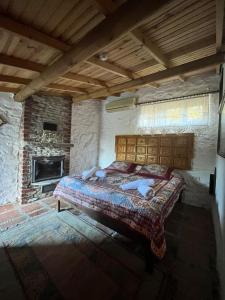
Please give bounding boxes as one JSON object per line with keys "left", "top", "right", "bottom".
{"left": 54, "top": 171, "right": 184, "bottom": 258}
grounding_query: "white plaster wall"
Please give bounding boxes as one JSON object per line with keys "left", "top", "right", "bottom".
{"left": 212, "top": 64, "right": 225, "bottom": 300}
{"left": 213, "top": 156, "right": 225, "bottom": 300}
{"left": 99, "top": 93, "right": 219, "bottom": 208}
{"left": 0, "top": 93, "right": 23, "bottom": 204}
{"left": 70, "top": 100, "right": 101, "bottom": 174}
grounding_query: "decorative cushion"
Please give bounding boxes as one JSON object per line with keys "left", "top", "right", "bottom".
{"left": 105, "top": 161, "right": 136, "bottom": 173}
{"left": 135, "top": 164, "right": 173, "bottom": 180}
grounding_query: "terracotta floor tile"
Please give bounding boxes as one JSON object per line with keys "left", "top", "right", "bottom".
{"left": 0, "top": 210, "right": 22, "bottom": 223}
{"left": 28, "top": 208, "right": 49, "bottom": 217}
{"left": 0, "top": 203, "right": 17, "bottom": 214}
{"left": 21, "top": 202, "right": 43, "bottom": 213}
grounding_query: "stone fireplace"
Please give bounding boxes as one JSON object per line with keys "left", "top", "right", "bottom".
{"left": 18, "top": 94, "right": 72, "bottom": 204}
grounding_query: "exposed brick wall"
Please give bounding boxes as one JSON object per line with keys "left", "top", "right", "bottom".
{"left": 18, "top": 95, "right": 72, "bottom": 204}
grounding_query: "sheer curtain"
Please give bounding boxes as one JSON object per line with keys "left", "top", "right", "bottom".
{"left": 138, "top": 96, "right": 209, "bottom": 128}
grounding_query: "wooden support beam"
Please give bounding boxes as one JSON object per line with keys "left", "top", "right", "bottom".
{"left": 216, "top": 0, "right": 225, "bottom": 52}
{"left": 74, "top": 53, "right": 225, "bottom": 101}
{"left": 0, "top": 14, "right": 70, "bottom": 52}
{"left": 47, "top": 84, "right": 86, "bottom": 94}
{"left": 130, "top": 30, "right": 185, "bottom": 82}
{"left": 88, "top": 56, "right": 159, "bottom": 88}
{"left": 88, "top": 56, "right": 134, "bottom": 79}
{"left": 14, "top": 0, "right": 171, "bottom": 101}
{"left": 130, "top": 30, "right": 170, "bottom": 67}
{"left": 94, "top": 0, "right": 119, "bottom": 15}
{"left": 62, "top": 72, "right": 107, "bottom": 87}
{"left": 0, "top": 53, "right": 44, "bottom": 72}
{"left": 0, "top": 86, "right": 19, "bottom": 93}
{"left": 0, "top": 74, "right": 86, "bottom": 94}
{"left": 0, "top": 74, "right": 29, "bottom": 85}
{"left": 0, "top": 85, "right": 73, "bottom": 98}
{"left": 0, "top": 54, "right": 106, "bottom": 87}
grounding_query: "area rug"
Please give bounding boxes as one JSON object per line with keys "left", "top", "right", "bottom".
{"left": 0, "top": 209, "right": 177, "bottom": 300}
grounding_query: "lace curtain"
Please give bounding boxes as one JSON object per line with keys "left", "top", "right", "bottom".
{"left": 138, "top": 96, "right": 209, "bottom": 128}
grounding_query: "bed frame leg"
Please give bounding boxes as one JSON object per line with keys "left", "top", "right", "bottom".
{"left": 178, "top": 190, "right": 183, "bottom": 203}
{"left": 145, "top": 245, "right": 156, "bottom": 274}
{"left": 57, "top": 199, "right": 61, "bottom": 212}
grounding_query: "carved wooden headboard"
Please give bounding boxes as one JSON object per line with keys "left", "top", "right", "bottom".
{"left": 115, "top": 133, "right": 194, "bottom": 170}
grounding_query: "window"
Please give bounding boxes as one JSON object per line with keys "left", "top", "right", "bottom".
{"left": 138, "top": 96, "right": 209, "bottom": 128}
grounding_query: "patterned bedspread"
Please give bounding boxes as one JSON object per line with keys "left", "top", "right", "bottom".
{"left": 54, "top": 171, "right": 184, "bottom": 258}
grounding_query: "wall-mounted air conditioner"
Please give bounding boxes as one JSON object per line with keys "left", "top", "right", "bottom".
{"left": 105, "top": 97, "right": 137, "bottom": 112}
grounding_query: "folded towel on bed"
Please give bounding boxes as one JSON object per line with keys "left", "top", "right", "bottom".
{"left": 120, "top": 179, "right": 155, "bottom": 190}
{"left": 137, "top": 185, "right": 153, "bottom": 198}
{"left": 95, "top": 170, "right": 106, "bottom": 178}
{"left": 82, "top": 167, "right": 98, "bottom": 180}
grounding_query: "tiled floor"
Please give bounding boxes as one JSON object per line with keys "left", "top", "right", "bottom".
{"left": 0, "top": 197, "right": 68, "bottom": 231}
{"left": 0, "top": 198, "right": 220, "bottom": 299}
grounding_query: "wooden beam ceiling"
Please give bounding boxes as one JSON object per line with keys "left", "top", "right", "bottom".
{"left": 14, "top": 0, "right": 171, "bottom": 101}
{"left": 0, "top": 54, "right": 106, "bottom": 88}
{"left": 216, "top": 0, "right": 225, "bottom": 52}
{"left": 0, "top": 16, "right": 107, "bottom": 88}
{"left": 0, "top": 14, "right": 70, "bottom": 52}
{"left": 88, "top": 56, "right": 135, "bottom": 79}
{"left": 129, "top": 35, "right": 216, "bottom": 73}
{"left": 129, "top": 30, "right": 185, "bottom": 82}
{"left": 0, "top": 0, "right": 219, "bottom": 101}
{"left": 0, "top": 3, "right": 159, "bottom": 94}
{"left": 74, "top": 53, "right": 225, "bottom": 101}
{"left": 0, "top": 74, "right": 87, "bottom": 94}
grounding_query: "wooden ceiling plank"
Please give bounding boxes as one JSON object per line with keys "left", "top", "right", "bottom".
{"left": 14, "top": 0, "right": 172, "bottom": 101}
{"left": 148, "top": 6, "right": 215, "bottom": 41}
{"left": 133, "top": 35, "right": 216, "bottom": 73}
{"left": 74, "top": 53, "right": 225, "bottom": 101}
{"left": 0, "top": 13, "right": 70, "bottom": 52}
{"left": 62, "top": 4, "right": 99, "bottom": 41}
{"left": 146, "top": 0, "right": 214, "bottom": 39}
{"left": 69, "top": 13, "right": 105, "bottom": 44}
{"left": 216, "top": 0, "right": 225, "bottom": 52}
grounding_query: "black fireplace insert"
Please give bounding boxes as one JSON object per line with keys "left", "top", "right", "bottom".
{"left": 32, "top": 156, "right": 64, "bottom": 183}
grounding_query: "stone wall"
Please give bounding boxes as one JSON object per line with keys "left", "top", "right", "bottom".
{"left": 99, "top": 93, "right": 219, "bottom": 208}
{"left": 70, "top": 100, "right": 101, "bottom": 174}
{"left": 19, "top": 95, "right": 72, "bottom": 204}
{"left": 0, "top": 93, "right": 23, "bottom": 205}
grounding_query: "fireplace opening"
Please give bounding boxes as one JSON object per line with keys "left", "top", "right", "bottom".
{"left": 32, "top": 156, "right": 64, "bottom": 183}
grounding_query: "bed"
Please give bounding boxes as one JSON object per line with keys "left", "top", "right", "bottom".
{"left": 54, "top": 133, "right": 194, "bottom": 270}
